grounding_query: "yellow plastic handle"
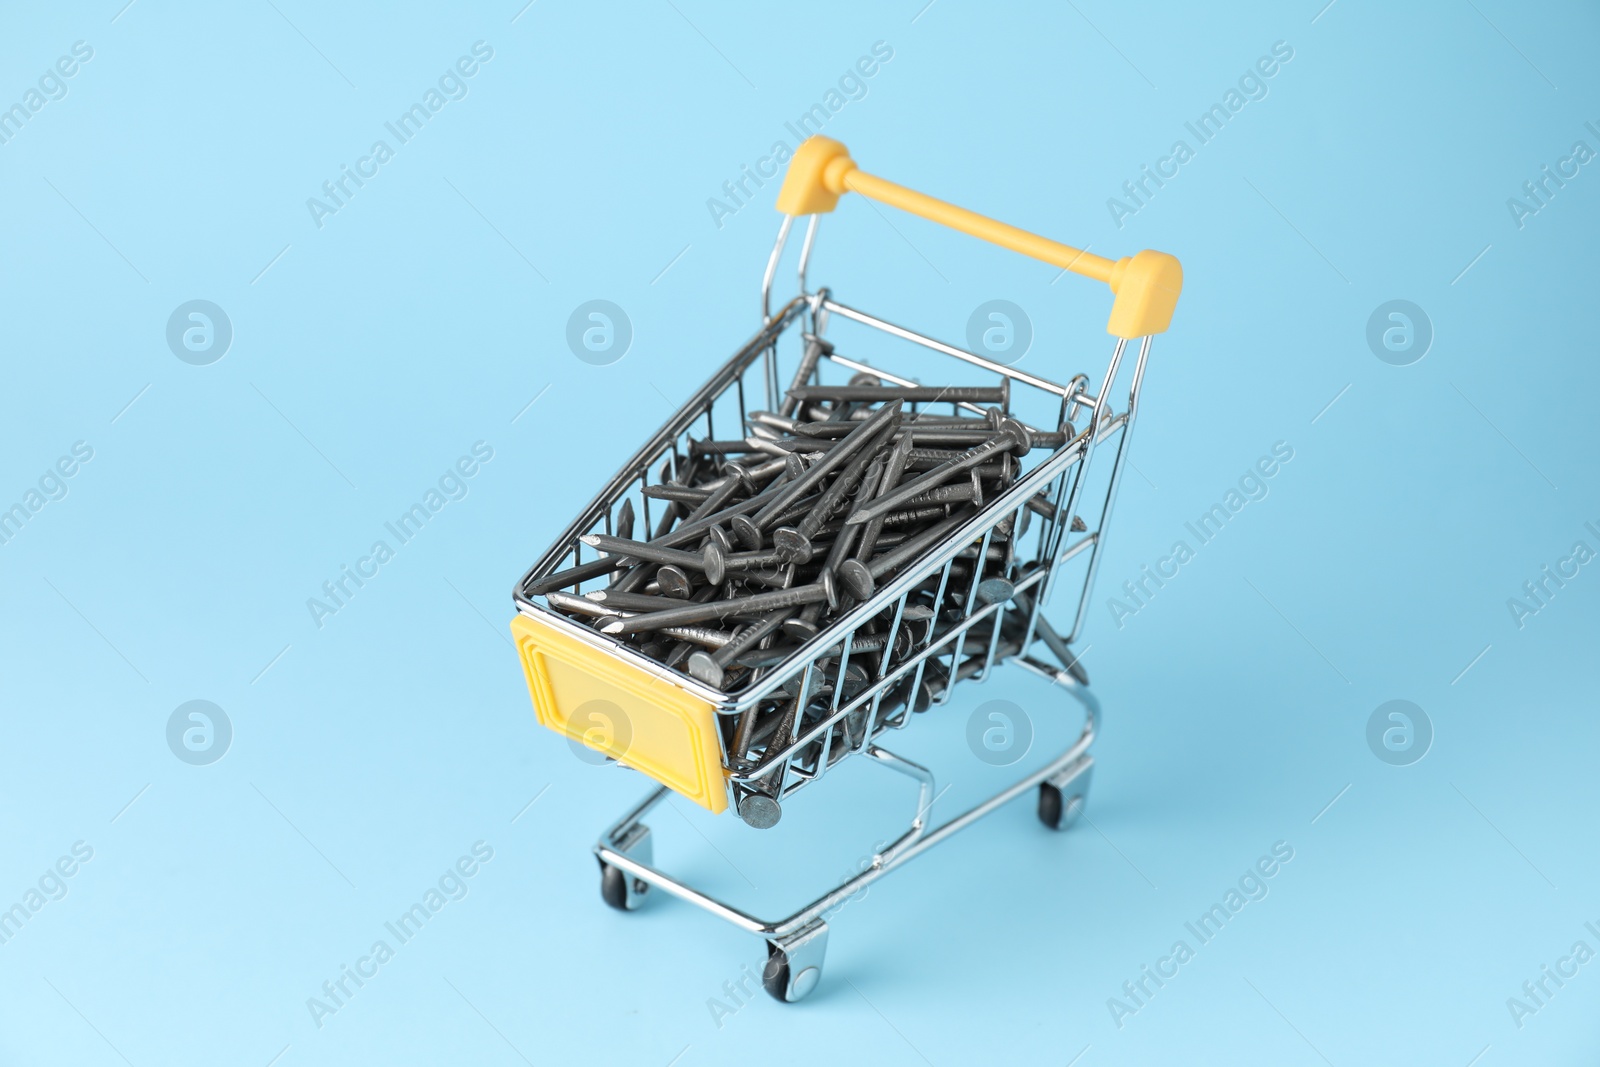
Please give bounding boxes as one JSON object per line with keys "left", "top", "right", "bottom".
{"left": 775, "top": 136, "right": 1182, "bottom": 339}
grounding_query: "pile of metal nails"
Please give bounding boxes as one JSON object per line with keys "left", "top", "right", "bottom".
{"left": 529, "top": 341, "right": 1075, "bottom": 768}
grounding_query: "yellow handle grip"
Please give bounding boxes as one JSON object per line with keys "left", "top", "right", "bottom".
{"left": 775, "top": 136, "right": 1182, "bottom": 339}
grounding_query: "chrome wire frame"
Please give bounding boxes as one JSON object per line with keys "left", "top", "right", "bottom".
{"left": 514, "top": 214, "right": 1155, "bottom": 964}
{"left": 596, "top": 655, "right": 1098, "bottom": 942}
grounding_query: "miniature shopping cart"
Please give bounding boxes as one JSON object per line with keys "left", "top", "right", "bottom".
{"left": 511, "top": 136, "right": 1181, "bottom": 1002}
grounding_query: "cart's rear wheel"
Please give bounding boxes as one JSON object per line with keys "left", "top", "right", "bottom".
{"left": 599, "top": 862, "right": 649, "bottom": 911}
{"left": 1038, "top": 754, "right": 1092, "bottom": 831}
{"left": 1038, "top": 771, "right": 1090, "bottom": 831}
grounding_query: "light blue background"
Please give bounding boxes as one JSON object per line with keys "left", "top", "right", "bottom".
{"left": 2, "top": 1, "right": 1597, "bottom": 1064}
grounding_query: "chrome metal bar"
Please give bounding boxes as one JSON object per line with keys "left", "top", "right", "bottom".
{"left": 1069, "top": 336, "right": 1151, "bottom": 643}
{"left": 862, "top": 746, "right": 935, "bottom": 866}
{"left": 596, "top": 658, "right": 1096, "bottom": 940}
{"left": 797, "top": 214, "right": 820, "bottom": 296}
{"left": 762, "top": 215, "right": 795, "bottom": 324}
{"left": 938, "top": 524, "right": 992, "bottom": 706}
{"left": 822, "top": 351, "right": 991, "bottom": 420}
{"left": 862, "top": 589, "right": 911, "bottom": 743}
{"left": 775, "top": 660, "right": 815, "bottom": 798}
{"left": 978, "top": 594, "right": 1007, "bottom": 683}
{"left": 1026, "top": 337, "right": 1126, "bottom": 655}
{"left": 763, "top": 339, "right": 780, "bottom": 413}
{"left": 821, "top": 299, "right": 1074, "bottom": 397}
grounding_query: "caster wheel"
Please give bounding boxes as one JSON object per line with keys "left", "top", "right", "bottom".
{"left": 761, "top": 949, "right": 792, "bottom": 1003}
{"left": 1038, "top": 780, "right": 1088, "bottom": 831}
{"left": 599, "top": 862, "right": 649, "bottom": 911}
{"left": 761, "top": 921, "right": 828, "bottom": 1003}
{"left": 762, "top": 944, "right": 822, "bottom": 1003}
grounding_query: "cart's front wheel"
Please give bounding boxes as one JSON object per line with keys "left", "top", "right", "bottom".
{"left": 1038, "top": 756, "right": 1093, "bottom": 831}
{"left": 599, "top": 862, "right": 650, "bottom": 911}
{"left": 762, "top": 921, "right": 829, "bottom": 1003}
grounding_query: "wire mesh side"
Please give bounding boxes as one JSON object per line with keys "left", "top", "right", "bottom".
{"left": 719, "top": 326, "right": 1147, "bottom": 810}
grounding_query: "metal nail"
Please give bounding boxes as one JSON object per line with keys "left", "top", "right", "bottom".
{"left": 657, "top": 564, "right": 693, "bottom": 599}
{"left": 581, "top": 533, "right": 725, "bottom": 584}
{"left": 544, "top": 591, "right": 613, "bottom": 617}
{"left": 843, "top": 425, "right": 1023, "bottom": 526}
{"left": 772, "top": 435, "right": 887, "bottom": 563}
{"left": 749, "top": 399, "right": 902, "bottom": 531}
{"left": 643, "top": 483, "right": 713, "bottom": 503}
{"left": 600, "top": 582, "right": 829, "bottom": 635}
{"left": 899, "top": 469, "right": 983, "bottom": 509}
{"left": 526, "top": 556, "right": 620, "bottom": 596}
{"left": 777, "top": 333, "right": 833, "bottom": 418}
{"left": 786, "top": 382, "right": 1007, "bottom": 405}
{"left": 584, "top": 590, "right": 687, "bottom": 613}
{"left": 686, "top": 607, "right": 796, "bottom": 688}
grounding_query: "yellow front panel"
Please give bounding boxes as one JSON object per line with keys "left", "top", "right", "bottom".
{"left": 511, "top": 612, "right": 727, "bottom": 814}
